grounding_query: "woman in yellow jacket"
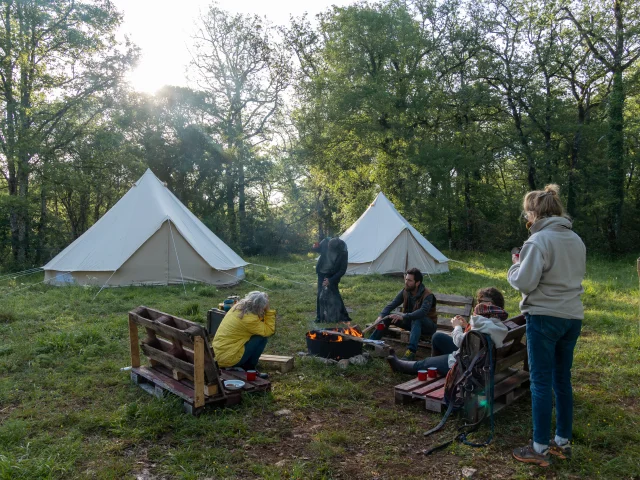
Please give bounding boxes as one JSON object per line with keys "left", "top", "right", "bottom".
{"left": 212, "top": 291, "right": 275, "bottom": 374}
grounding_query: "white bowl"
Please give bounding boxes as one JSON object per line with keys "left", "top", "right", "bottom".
{"left": 224, "top": 379, "right": 245, "bottom": 390}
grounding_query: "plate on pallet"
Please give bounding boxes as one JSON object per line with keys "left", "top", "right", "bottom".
{"left": 224, "top": 379, "right": 245, "bottom": 390}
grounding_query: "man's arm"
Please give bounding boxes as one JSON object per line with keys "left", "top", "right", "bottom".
{"left": 380, "top": 290, "right": 404, "bottom": 317}
{"left": 327, "top": 252, "right": 348, "bottom": 285}
{"left": 312, "top": 237, "right": 329, "bottom": 254}
{"left": 402, "top": 293, "right": 435, "bottom": 321}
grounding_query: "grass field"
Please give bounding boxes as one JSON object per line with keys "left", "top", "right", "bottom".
{"left": 0, "top": 252, "right": 639, "bottom": 479}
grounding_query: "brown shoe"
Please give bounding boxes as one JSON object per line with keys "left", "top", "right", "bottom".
{"left": 512, "top": 441, "right": 551, "bottom": 467}
{"left": 549, "top": 440, "right": 572, "bottom": 460}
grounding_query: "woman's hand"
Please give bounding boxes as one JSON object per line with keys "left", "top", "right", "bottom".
{"left": 451, "top": 315, "right": 467, "bottom": 329}
{"left": 512, "top": 253, "right": 520, "bottom": 264}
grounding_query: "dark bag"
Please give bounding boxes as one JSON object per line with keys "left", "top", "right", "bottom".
{"left": 424, "top": 331, "right": 495, "bottom": 454}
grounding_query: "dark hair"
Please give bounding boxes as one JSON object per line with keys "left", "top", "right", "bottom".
{"left": 476, "top": 287, "right": 504, "bottom": 309}
{"left": 405, "top": 268, "right": 423, "bottom": 284}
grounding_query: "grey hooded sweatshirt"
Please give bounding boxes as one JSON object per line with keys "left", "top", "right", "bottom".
{"left": 508, "top": 216, "right": 586, "bottom": 320}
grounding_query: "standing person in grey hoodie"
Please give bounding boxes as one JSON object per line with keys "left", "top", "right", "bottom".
{"left": 509, "top": 184, "right": 586, "bottom": 467}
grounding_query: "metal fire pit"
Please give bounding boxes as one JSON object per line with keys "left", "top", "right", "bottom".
{"left": 305, "top": 327, "right": 363, "bottom": 360}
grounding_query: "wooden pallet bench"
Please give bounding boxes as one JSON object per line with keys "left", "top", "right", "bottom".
{"left": 395, "top": 368, "right": 530, "bottom": 414}
{"left": 393, "top": 314, "right": 529, "bottom": 421}
{"left": 128, "top": 306, "right": 271, "bottom": 415}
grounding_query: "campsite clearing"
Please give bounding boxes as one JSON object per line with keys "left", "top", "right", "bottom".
{"left": 0, "top": 252, "right": 638, "bottom": 479}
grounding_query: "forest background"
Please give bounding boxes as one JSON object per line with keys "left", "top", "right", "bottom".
{"left": 2, "top": 0, "right": 640, "bottom": 271}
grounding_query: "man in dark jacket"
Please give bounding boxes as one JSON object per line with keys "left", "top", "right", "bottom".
{"left": 312, "top": 237, "right": 350, "bottom": 323}
{"left": 369, "top": 268, "right": 437, "bottom": 360}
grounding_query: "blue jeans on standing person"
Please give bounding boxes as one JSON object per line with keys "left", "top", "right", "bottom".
{"left": 234, "top": 335, "right": 268, "bottom": 370}
{"left": 369, "top": 315, "right": 437, "bottom": 353}
{"left": 526, "top": 314, "right": 582, "bottom": 446}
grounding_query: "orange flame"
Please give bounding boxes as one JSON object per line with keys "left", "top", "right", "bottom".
{"left": 342, "top": 327, "right": 363, "bottom": 338}
{"left": 306, "top": 327, "right": 362, "bottom": 342}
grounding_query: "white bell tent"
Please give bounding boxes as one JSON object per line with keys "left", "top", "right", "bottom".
{"left": 340, "top": 192, "right": 449, "bottom": 275}
{"left": 44, "top": 169, "right": 247, "bottom": 287}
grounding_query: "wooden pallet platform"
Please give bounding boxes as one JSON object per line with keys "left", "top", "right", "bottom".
{"left": 394, "top": 369, "right": 530, "bottom": 417}
{"left": 258, "top": 354, "right": 294, "bottom": 373}
{"left": 394, "top": 376, "right": 447, "bottom": 412}
{"left": 131, "top": 366, "right": 241, "bottom": 415}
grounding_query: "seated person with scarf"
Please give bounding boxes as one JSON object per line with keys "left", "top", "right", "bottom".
{"left": 386, "top": 287, "right": 509, "bottom": 375}
{"left": 369, "top": 268, "right": 437, "bottom": 360}
{"left": 312, "top": 237, "right": 351, "bottom": 323}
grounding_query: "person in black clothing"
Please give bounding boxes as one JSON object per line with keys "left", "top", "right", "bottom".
{"left": 312, "top": 237, "right": 351, "bottom": 323}
{"left": 369, "top": 268, "right": 437, "bottom": 360}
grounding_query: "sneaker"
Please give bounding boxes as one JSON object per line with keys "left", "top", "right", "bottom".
{"left": 549, "top": 440, "right": 572, "bottom": 460}
{"left": 401, "top": 350, "right": 416, "bottom": 361}
{"left": 512, "top": 441, "right": 551, "bottom": 467}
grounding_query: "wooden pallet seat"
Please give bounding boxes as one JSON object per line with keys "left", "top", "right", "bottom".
{"left": 128, "top": 306, "right": 270, "bottom": 415}
{"left": 393, "top": 314, "right": 529, "bottom": 421}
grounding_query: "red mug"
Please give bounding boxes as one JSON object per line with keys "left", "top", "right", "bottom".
{"left": 376, "top": 323, "right": 385, "bottom": 331}
{"left": 427, "top": 367, "right": 438, "bottom": 379}
{"left": 417, "top": 370, "right": 427, "bottom": 381}
{"left": 246, "top": 370, "right": 257, "bottom": 381}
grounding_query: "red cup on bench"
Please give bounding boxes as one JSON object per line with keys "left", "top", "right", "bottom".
{"left": 417, "top": 370, "right": 428, "bottom": 381}
{"left": 376, "top": 322, "right": 385, "bottom": 331}
{"left": 246, "top": 370, "right": 257, "bottom": 381}
{"left": 427, "top": 367, "right": 438, "bottom": 379}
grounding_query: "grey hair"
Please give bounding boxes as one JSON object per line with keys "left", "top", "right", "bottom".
{"left": 235, "top": 291, "right": 269, "bottom": 318}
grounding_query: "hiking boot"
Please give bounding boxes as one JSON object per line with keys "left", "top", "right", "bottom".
{"left": 386, "top": 349, "right": 417, "bottom": 374}
{"left": 512, "top": 441, "right": 551, "bottom": 467}
{"left": 401, "top": 350, "right": 416, "bottom": 361}
{"left": 549, "top": 440, "right": 572, "bottom": 460}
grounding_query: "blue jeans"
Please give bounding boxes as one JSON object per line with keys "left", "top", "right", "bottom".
{"left": 413, "top": 354, "right": 451, "bottom": 376}
{"left": 526, "top": 314, "right": 582, "bottom": 445}
{"left": 369, "top": 316, "right": 437, "bottom": 352}
{"left": 431, "top": 331, "right": 457, "bottom": 357}
{"left": 234, "top": 335, "right": 269, "bottom": 370}
{"left": 411, "top": 331, "right": 457, "bottom": 375}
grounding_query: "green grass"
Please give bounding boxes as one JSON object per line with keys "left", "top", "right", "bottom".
{"left": 0, "top": 252, "right": 638, "bottom": 479}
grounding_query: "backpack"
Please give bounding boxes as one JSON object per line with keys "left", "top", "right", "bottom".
{"left": 424, "top": 330, "right": 495, "bottom": 454}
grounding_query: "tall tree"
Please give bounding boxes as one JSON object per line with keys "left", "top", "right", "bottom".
{"left": 190, "top": 6, "right": 290, "bottom": 242}
{"left": 0, "top": 0, "right": 136, "bottom": 264}
{"left": 561, "top": 0, "right": 640, "bottom": 250}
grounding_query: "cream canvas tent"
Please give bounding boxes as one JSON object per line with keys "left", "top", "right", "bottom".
{"left": 44, "top": 169, "right": 247, "bottom": 286}
{"left": 340, "top": 192, "right": 449, "bottom": 275}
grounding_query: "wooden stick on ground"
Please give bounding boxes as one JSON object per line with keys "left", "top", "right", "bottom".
{"left": 317, "top": 329, "right": 386, "bottom": 346}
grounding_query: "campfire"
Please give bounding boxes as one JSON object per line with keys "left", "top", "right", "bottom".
{"left": 306, "top": 327, "right": 363, "bottom": 342}
{"left": 306, "top": 326, "right": 364, "bottom": 360}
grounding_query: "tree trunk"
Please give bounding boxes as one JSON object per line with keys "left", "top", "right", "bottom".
{"left": 606, "top": 67, "right": 625, "bottom": 251}
{"left": 567, "top": 101, "right": 585, "bottom": 219}
{"left": 35, "top": 177, "right": 47, "bottom": 265}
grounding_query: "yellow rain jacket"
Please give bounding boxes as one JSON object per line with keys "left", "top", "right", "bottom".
{"left": 212, "top": 306, "right": 276, "bottom": 368}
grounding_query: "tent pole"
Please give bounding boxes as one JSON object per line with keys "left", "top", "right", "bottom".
{"left": 92, "top": 270, "right": 117, "bottom": 301}
{"left": 168, "top": 220, "right": 187, "bottom": 295}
